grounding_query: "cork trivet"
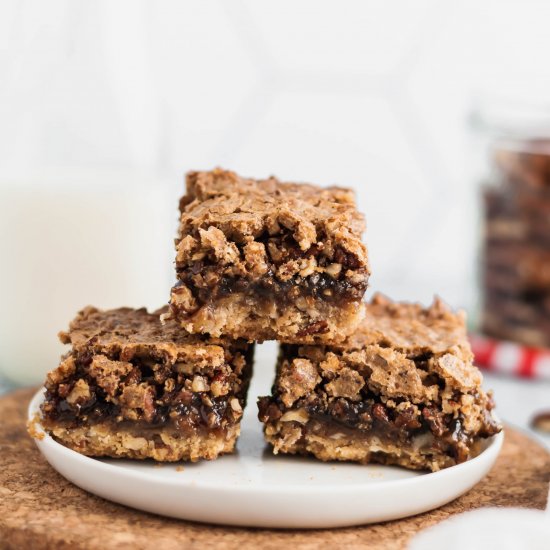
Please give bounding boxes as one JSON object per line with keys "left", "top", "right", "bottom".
{"left": 1, "top": 388, "right": 548, "bottom": 550}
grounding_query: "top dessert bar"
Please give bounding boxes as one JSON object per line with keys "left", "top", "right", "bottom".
{"left": 168, "top": 169, "right": 370, "bottom": 343}
{"left": 258, "top": 294, "right": 501, "bottom": 471}
{"left": 39, "top": 306, "right": 254, "bottom": 462}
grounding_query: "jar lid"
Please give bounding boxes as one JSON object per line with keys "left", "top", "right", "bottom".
{"left": 470, "top": 94, "right": 550, "bottom": 152}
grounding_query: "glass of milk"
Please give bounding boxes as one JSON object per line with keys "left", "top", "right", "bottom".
{"left": 0, "top": 168, "right": 180, "bottom": 386}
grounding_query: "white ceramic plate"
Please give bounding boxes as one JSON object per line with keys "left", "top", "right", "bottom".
{"left": 29, "top": 353, "right": 503, "bottom": 529}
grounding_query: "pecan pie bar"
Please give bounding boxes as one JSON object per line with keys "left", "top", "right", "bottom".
{"left": 167, "top": 169, "right": 370, "bottom": 343}
{"left": 258, "top": 294, "right": 501, "bottom": 471}
{"left": 39, "top": 306, "right": 254, "bottom": 462}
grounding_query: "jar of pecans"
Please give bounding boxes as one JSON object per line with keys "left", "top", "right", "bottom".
{"left": 472, "top": 99, "right": 550, "bottom": 349}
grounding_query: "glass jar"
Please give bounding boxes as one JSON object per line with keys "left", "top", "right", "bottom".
{"left": 471, "top": 97, "right": 550, "bottom": 348}
{"left": 0, "top": 169, "right": 178, "bottom": 386}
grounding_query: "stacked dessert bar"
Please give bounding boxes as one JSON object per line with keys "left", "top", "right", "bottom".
{"left": 482, "top": 141, "right": 550, "bottom": 348}
{"left": 40, "top": 307, "right": 254, "bottom": 461}
{"left": 166, "top": 169, "right": 370, "bottom": 342}
{"left": 38, "top": 169, "right": 500, "bottom": 470}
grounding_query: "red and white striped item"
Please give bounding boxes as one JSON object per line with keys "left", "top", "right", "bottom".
{"left": 470, "top": 333, "right": 550, "bottom": 380}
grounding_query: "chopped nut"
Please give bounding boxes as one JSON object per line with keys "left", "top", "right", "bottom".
{"left": 120, "top": 383, "right": 156, "bottom": 422}
{"left": 88, "top": 355, "right": 133, "bottom": 396}
{"left": 173, "top": 362, "right": 195, "bottom": 375}
{"left": 199, "top": 226, "right": 239, "bottom": 265}
{"left": 210, "top": 380, "right": 228, "bottom": 396}
{"left": 277, "top": 208, "right": 317, "bottom": 251}
{"left": 277, "top": 260, "right": 300, "bottom": 282}
{"left": 46, "top": 356, "right": 76, "bottom": 387}
{"left": 320, "top": 352, "right": 342, "bottom": 373}
{"left": 372, "top": 403, "right": 389, "bottom": 423}
{"left": 206, "top": 412, "right": 220, "bottom": 428}
{"left": 230, "top": 398, "right": 243, "bottom": 413}
{"left": 202, "top": 395, "right": 213, "bottom": 407}
{"left": 433, "top": 353, "right": 481, "bottom": 390}
{"left": 203, "top": 270, "right": 220, "bottom": 287}
{"left": 123, "top": 436, "right": 148, "bottom": 451}
{"left": 279, "top": 358, "right": 321, "bottom": 408}
{"left": 280, "top": 409, "right": 309, "bottom": 424}
{"left": 257, "top": 397, "right": 283, "bottom": 423}
{"left": 171, "top": 284, "right": 198, "bottom": 313}
{"left": 346, "top": 270, "right": 366, "bottom": 285}
{"left": 66, "top": 379, "right": 91, "bottom": 405}
{"left": 190, "top": 251, "right": 206, "bottom": 261}
{"left": 57, "top": 383, "right": 71, "bottom": 398}
{"left": 232, "top": 353, "right": 246, "bottom": 375}
{"left": 266, "top": 217, "right": 281, "bottom": 235}
{"left": 325, "top": 263, "right": 342, "bottom": 278}
{"left": 191, "top": 375, "right": 209, "bottom": 392}
{"left": 394, "top": 407, "right": 422, "bottom": 430}
{"left": 422, "top": 407, "right": 446, "bottom": 437}
{"left": 296, "top": 320, "right": 329, "bottom": 337}
{"left": 243, "top": 241, "right": 269, "bottom": 276}
{"left": 298, "top": 257, "right": 317, "bottom": 277}
{"left": 325, "top": 368, "right": 364, "bottom": 400}
{"left": 267, "top": 240, "right": 283, "bottom": 263}
{"left": 175, "top": 235, "right": 199, "bottom": 263}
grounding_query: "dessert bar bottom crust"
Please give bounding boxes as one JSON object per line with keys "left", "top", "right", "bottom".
{"left": 261, "top": 416, "right": 479, "bottom": 471}
{"left": 171, "top": 293, "right": 364, "bottom": 343}
{"left": 40, "top": 419, "right": 240, "bottom": 462}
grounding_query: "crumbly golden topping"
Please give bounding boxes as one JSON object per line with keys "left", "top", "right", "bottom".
{"left": 350, "top": 293, "right": 472, "bottom": 359}
{"left": 176, "top": 168, "right": 369, "bottom": 272}
{"left": 290, "top": 293, "right": 481, "bottom": 402}
{"left": 58, "top": 306, "right": 248, "bottom": 366}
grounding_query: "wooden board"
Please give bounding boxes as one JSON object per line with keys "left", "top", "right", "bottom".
{"left": 1, "top": 388, "right": 548, "bottom": 550}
